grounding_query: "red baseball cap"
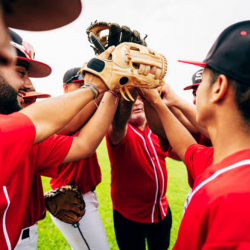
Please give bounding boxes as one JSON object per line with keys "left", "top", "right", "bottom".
{"left": 179, "top": 20, "right": 250, "bottom": 85}
{"left": 4, "top": 0, "right": 82, "bottom": 31}
{"left": 183, "top": 69, "right": 203, "bottom": 90}
{"left": 24, "top": 91, "right": 51, "bottom": 99}
{"left": 9, "top": 29, "right": 51, "bottom": 78}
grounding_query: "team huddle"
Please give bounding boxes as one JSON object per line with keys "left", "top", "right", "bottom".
{"left": 1, "top": 1, "right": 250, "bottom": 250}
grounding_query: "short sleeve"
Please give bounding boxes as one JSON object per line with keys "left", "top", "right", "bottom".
{"left": 185, "top": 144, "right": 214, "bottom": 187}
{"left": 33, "top": 134, "right": 73, "bottom": 178}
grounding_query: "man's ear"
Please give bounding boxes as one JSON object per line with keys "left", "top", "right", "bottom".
{"left": 210, "top": 75, "right": 228, "bottom": 103}
{"left": 63, "top": 83, "right": 69, "bottom": 93}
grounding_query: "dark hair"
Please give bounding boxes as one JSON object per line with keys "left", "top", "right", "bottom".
{"left": 208, "top": 67, "right": 250, "bottom": 124}
{"left": 1, "top": 0, "right": 15, "bottom": 15}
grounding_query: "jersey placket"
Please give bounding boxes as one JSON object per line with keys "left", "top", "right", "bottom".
{"left": 130, "top": 125, "right": 161, "bottom": 223}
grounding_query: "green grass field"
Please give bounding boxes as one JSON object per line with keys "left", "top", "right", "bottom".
{"left": 38, "top": 140, "right": 189, "bottom": 249}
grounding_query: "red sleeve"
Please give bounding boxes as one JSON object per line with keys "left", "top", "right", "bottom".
{"left": 33, "top": 134, "right": 73, "bottom": 178}
{"left": 184, "top": 144, "right": 214, "bottom": 188}
{"left": 0, "top": 113, "right": 36, "bottom": 185}
{"left": 106, "top": 126, "right": 131, "bottom": 151}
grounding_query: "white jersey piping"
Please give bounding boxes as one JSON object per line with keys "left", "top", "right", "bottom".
{"left": 189, "top": 159, "right": 250, "bottom": 204}
{"left": 148, "top": 131, "right": 166, "bottom": 217}
{"left": 3, "top": 186, "right": 12, "bottom": 250}
{"left": 130, "top": 125, "right": 159, "bottom": 223}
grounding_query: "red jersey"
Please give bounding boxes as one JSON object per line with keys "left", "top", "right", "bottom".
{"left": 0, "top": 113, "right": 35, "bottom": 186}
{"left": 186, "top": 133, "right": 212, "bottom": 188}
{"left": 0, "top": 129, "right": 72, "bottom": 250}
{"left": 185, "top": 144, "right": 213, "bottom": 188}
{"left": 174, "top": 144, "right": 250, "bottom": 250}
{"left": 198, "top": 133, "right": 212, "bottom": 147}
{"left": 106, "top": 124, "right": 169, "bottom": 223}
{"left": 50, "top": 133, "right": 101, "bottom": 194}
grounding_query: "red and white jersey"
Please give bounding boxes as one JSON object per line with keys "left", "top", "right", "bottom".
{"left": 0, "top": 121, "right": 72, "bottom": 250}
{"left": 106, "top": 124, "right": 169, "bottom": 223}
{"left": 24, "top": 175, "right": 45, "bottom": 228}
{"left": 24, "top": 134, "right": 74, "bottom": 228}
{"left": 174, "top": 144, "right": 250, "bottom": 250}
{"left": 24, "top": 133, "right": 100, "bottom": 230}
{"left": 50, "top": 133, "right": 101, "bottom": 194}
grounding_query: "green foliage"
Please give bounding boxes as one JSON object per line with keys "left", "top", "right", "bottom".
{"left": 38, "top": 140, "right": 189, "bottom": 249}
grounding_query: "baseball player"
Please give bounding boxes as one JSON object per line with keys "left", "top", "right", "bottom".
{"left": 182, "top": 69, "right": 212, "bottom": 212}
{"left": 49, "top": 68, "right": 110, "bottom": 250}
{"left": 5, "top": 31, "right": 87, "bottom": 249}
{"left": 2, "top": 31, "right": 51, "bottom": 250}
{"left": 10, "top": 28, "right": 107, "bottom": 249}
{"left": 142, "top": 20, "right": 250, "bottom": 249}
{"left": 16, "top": 92, "right": 51, "bottom": 250}
{"left": 0, "top": 32, "right": 118, "bottom": 250}
{"left": 106, "top": 93, "right": 172, "bottom": 250}
{"left": 184, "top": 69, "right": 203, "bottom": 105}
{"left": 0, "top": 4, "right": 97, "bottom": 249}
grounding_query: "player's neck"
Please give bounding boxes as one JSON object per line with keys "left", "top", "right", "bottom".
{"left": 209, "top": 121, "right": 250, "bottom": 164}
{"left": 137, "top": 120, "right": 147, "bottom": 131}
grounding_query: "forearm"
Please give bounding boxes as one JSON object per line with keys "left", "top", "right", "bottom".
{"left": 20, "top": 88, "right": 97, "bottom": 144}
{"left": 169, "top": 106, "right": 199, "bottom": 133}
{"left": 174, "top": 99, "right": 209, "bottom": 138}
{"left": 152, "top": 100, "right": 197, "bottom": 162}
{"left": 20, "top": 70, "right": 108, "bottom": 144}
{"left": 58, "top": 94, "right": 104, "bottom": 136}
{"left": 62, "top": 92, "right": 119, "bottom": 163}
{"left": 144, "top": 101, "right": 167, "bottom": 138}
{"left": 108, "top": 98, "right": 134, "bottom": 145}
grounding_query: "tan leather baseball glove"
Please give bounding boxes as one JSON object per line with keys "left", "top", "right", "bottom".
{"left": 80, "top": 42, "right": 167, "bottom": 101}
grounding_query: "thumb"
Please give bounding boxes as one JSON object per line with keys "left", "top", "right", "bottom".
{"left": 100, "top": 46, "right": 115, "bottom": 59}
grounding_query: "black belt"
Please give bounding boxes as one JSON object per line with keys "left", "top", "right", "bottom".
{"left": 21, "top": 228, "right": 29, "bottom": 240}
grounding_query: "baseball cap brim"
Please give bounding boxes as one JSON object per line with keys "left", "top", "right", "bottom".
{"left": 72, "top": 79, "right": 84, "bottom": 83}
{"left": 17, "top": 56, "right": 51, "bottom": 78}
{"left": 24, "top": 91, "right": 51, "bottom": 99}
{"left": 4, "top": 0, "right": 82, "bottom": 31}
{"left": 183, "top": 83, "right": 200, "bottom": 91}
{"left": 178, "top": 60, "right": 207, "bottom": 67}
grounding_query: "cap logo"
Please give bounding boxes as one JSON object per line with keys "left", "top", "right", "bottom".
{"left": 10, "top": 41, "right": 34, "bottom": 59}
{"left": 241, "top": 31, "right": 247, "bottom": 36}
{"left": 195, "top": 71, "right": 202, "bottom": 81}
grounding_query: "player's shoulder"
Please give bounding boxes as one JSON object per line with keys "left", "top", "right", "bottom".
{"left": 185, "top": 144, "right": 214, "bottom": 162}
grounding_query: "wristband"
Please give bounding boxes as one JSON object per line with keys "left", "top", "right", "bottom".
{"left": 80, "top": 86, "right": 97, "bottom": 99}
{"left": 85, "top": 83, "right": 100, "bottom": 98}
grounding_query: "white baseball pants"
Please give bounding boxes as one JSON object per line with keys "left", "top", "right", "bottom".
{"left": 51, "top": 191, "right": 110, "bottom": 250}
{"left": 14, "top": 224, "right": 38, "bottom": 250}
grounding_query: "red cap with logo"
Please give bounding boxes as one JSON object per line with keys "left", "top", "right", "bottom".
{"left": 9, "top": 29, "right": 51, "bottom": 78}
